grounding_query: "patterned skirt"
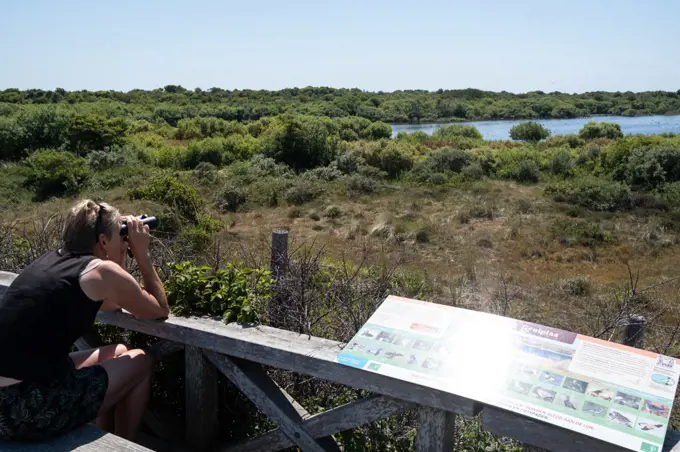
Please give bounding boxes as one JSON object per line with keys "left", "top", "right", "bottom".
{"left": 0, "top": 358, "right": 109, "bottom": 442}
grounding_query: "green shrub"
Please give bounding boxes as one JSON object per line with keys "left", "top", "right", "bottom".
{"left": 86, "top": 147, "right": 126, "bottom": 170}
{"left": 421, "top": 148, "right": 472, "bottom": 173}
{"left": 363, "top": 122, "right": 392, "bottom": 140}
{"left": 185, "top": 138, "right": 227, "bottom": 168}
{"left": 127, "top": 175, "right": 202, "bottom": 222}
{"left": 511, "top": 159, "right": 540, "bottom": 183}
{"left": 176, "top": 117, "right": 247, "bottom": 139}
{"left": 509, "top": 122, "right": 550, "bottom": 142}
{"left": 284, "top": 181, "right": 322, "bottom": 205}
{"left": 347, "top": 175, "right": 378, "bottom": 194}
{"left": 428, "top": 173, "right": 447, "bottom": 185}
{"left": 69, "top": 114, "right": 129, "bottom": 154}
{"left": 324, "top": 205, "right": 342, "bottom": 218}
{"left": 333, "top": 152, "right": 365, "bottom": 175}
{"left": 544, "top": 134, "right": 585, "bottom": 149}
{"left": 461, "top": 162, "right": 484, "bottom": 180}
{"left": 153, "top": 146, "right": 186, "bottom": 169}
{"left": 550, "top": 151, "right": 574, "bottom": 176}
{"left": 551, "top": 219, "right": 613, "bottom": 247}
{"left": 457, "top": 202, "right": 496, "bottom": 224}
{"left": 353, "top": 140, "right": 416, "bottom": 178}
{"left": 262, "top": 115, "right": 339, "bottom": 170}
{"left": 24, "top": 149, "right": 90, "bottom": 200}
{"left": 432, "top": 124, "right": 482, "bottom": 140}
{"left": 578, "top": 121, "right": 623, "bottom": 140}
{"left": 216, "top": 184, "right": 247, "bottom": 212}
{"left": 0, "top": 117, "right": 27, "bottom": 161}
{"left": 165, "top": 261, "right": 274, "bottom": 324}
{"left": 545, "top": 178, "right": 631, "bottom": 211}
{"left": 658, "top": 181, "right": 680, "bottom": 206}
{"left": 625, "top": 146, "right": 680, "bottom": 189}
{"left": 246, "top": 176, "right": 295, "bottom": 207}
{"left": 192, "top": 162, "right": 219, "bottom": 183}
{"left": 303, "top": 166, "right": 342, "bottom": 182}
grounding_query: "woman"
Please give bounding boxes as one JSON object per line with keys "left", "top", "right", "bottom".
{"left": 0, "top": 199, "right": 170, "bottom": 442}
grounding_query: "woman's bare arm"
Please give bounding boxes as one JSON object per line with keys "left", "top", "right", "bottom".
{"left": 80, "top": 260, "right": 169, "bottom": 320}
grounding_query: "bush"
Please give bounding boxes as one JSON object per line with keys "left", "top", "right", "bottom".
{"left": 432, "top": 124, "right": 482, "bottom": 140}
{"left": 192, "top": 162, "right": 219, "bottom": 183}
{"left": 625, "top": 146, "right": 680, "bottom": 189}
{"left": 551, "top": 219, "right": 613, "bottom": 247}
{"left": 462, "top": 162, "right": 485, "bottom": 180}
{"left": 284, "top": 181, "right": 322, "bottom": 205}
{"left": 658, "top": 181, "right": 680, "bottom": 204}
{"left": 421, "top": 148, "right": 472, "bottom": 173}
{"left": 216, "top": 184, "right": 247, "bottom": 212}
{"left": 127, "top": 175, "right": 202, "bottom": 222}
{"left": 86, "top": 147, "right": 126, "bottom": 170}
{"left": 69, "top": 114, "right": 129, "bottom": 154}
{"left": 550, "top": 151, "right": 574, "bottom": 176}
{"left": 165, "top": 261, "right": 274, "bottom": 324}
{"left": 24, "top": 149, "right": 90, "bottom": 199}
{"left": 353, "top": 140, "right": 416, "bottom": 178}
{"left": 578, "top": 121, "right": 624, "bottom": 140}
{"left": 511, "top": 159, "right": 540, "bottom": 183}
{"left": 324, "top": 205, "right": 342, "bottom": 218}
{"left": 262, "top": 115, "right": 339, "bottom": 170}
{"left": 544, "top": 134, "right": 585, "bottom": 149}
{"left": 363, "top": 122, "right": 392, "bottom": 140}
{"left": 333, "top": 152, "right": 365, "bottom": 175}
{"left": 346, "top": 175, "right": 377, "bottom": 194}
{"left": 176, "top": 117, "right": 247, "bottom": 139}
{"left": 303, "top": 166, "right": 342, "bottom": 182}
{"left": 545, "top": 178, "right": 632, "bottom": 211}
{"left": 185, "top": 138, "right": 228, "bottom": 168}
{"left": 509, "top": 122, "right": 550, "bottom": 142}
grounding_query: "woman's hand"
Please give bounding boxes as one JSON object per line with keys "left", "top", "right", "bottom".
{"left": 125, "top": 216, "right": 150, "bottom": 258}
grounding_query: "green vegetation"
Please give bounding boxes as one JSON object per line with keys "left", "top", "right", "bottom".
{"left": 509, "top": 121, "right": 550, "bottom": 142}
{"left": 2, "top": 87, "right": 680, "bottom": 126}
{"left": 3, "top": 89, "right": 680, "bottom": 451}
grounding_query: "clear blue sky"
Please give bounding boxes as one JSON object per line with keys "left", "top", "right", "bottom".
{"left": 1, "top": 0, "right": 678, "bottom": 93}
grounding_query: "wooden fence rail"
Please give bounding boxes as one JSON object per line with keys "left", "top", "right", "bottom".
{"left": 1, "top": 264, "right": 680, "bottom": 451}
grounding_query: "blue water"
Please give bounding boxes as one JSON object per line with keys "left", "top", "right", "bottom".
{"left": 391, "top": 115, "right": 680, "bottom": 141}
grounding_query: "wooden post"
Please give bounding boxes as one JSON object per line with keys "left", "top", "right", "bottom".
{"left": 269, "top": 229, "right": 289, "bottom": 328}
{"left": 185, "top": 346, "right": 219, "bottom": 451}
{"left": 270, "top": 229, "right": 289, "bottom": 281}
{"left": 415, "top": 406, "right": 455, "bottom": 452}
{"left": 624, "top": 315, "right": 645, "bottom": 349}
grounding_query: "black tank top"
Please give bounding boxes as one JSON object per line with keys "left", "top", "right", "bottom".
{"left": 0, "top": 249, "right": 102, "bottom": 382}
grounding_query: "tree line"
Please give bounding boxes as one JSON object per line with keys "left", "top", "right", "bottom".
{"left": 1, "top": 86, "right": 680, "bottom": 124}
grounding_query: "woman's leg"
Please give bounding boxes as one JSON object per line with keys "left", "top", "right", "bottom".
{"left": 96, "top": 349, "right": 154, "bottom": 441}
{"left": 70, "top": 344, "right": 130, "bottom": 369}
{"left": 70, "top": 344, "right": 130, "bottom": 432}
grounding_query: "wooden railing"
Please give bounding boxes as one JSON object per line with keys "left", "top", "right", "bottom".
{"left": 1, "top": 268, "right": 679, "bottom": 452}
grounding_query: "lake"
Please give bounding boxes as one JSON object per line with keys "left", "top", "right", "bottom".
{"left": 391, "top": 115, "right": 680, "bottom": 140}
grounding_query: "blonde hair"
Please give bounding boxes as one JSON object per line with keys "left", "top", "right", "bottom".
{"left": 62, "top": 199, "right": 120, "bottom": 253}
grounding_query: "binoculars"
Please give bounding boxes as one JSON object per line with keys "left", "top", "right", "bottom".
{"left": 120, "top": 215, "right": 159, "bottom": 236}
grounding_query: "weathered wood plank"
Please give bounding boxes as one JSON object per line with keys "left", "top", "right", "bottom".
{"left": 147, "top": 340, "right": 184, "bottom": 360}
{"left": 0, "top": 424, "right": 152, "bottom": 451}
{"left": 205, "top": 351, "right": 336, "bottom": 452}
{"left": 95, "top": 310, "right": 480, "bottom": 417}
{"left": 221, "top": 394, "right": 412, "bottom": 452}
{"left": 185, "top": 345, "right": 219, "bottom": 452}
{"left": 482, "top": 405, "right": 623, "bottom": 452}
{"left": 415, "top": 406, "right": 455, "bottom": 452}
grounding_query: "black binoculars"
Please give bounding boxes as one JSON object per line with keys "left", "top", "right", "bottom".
{"left": 120, "top": 215, "right": 159, "bottom": 236}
